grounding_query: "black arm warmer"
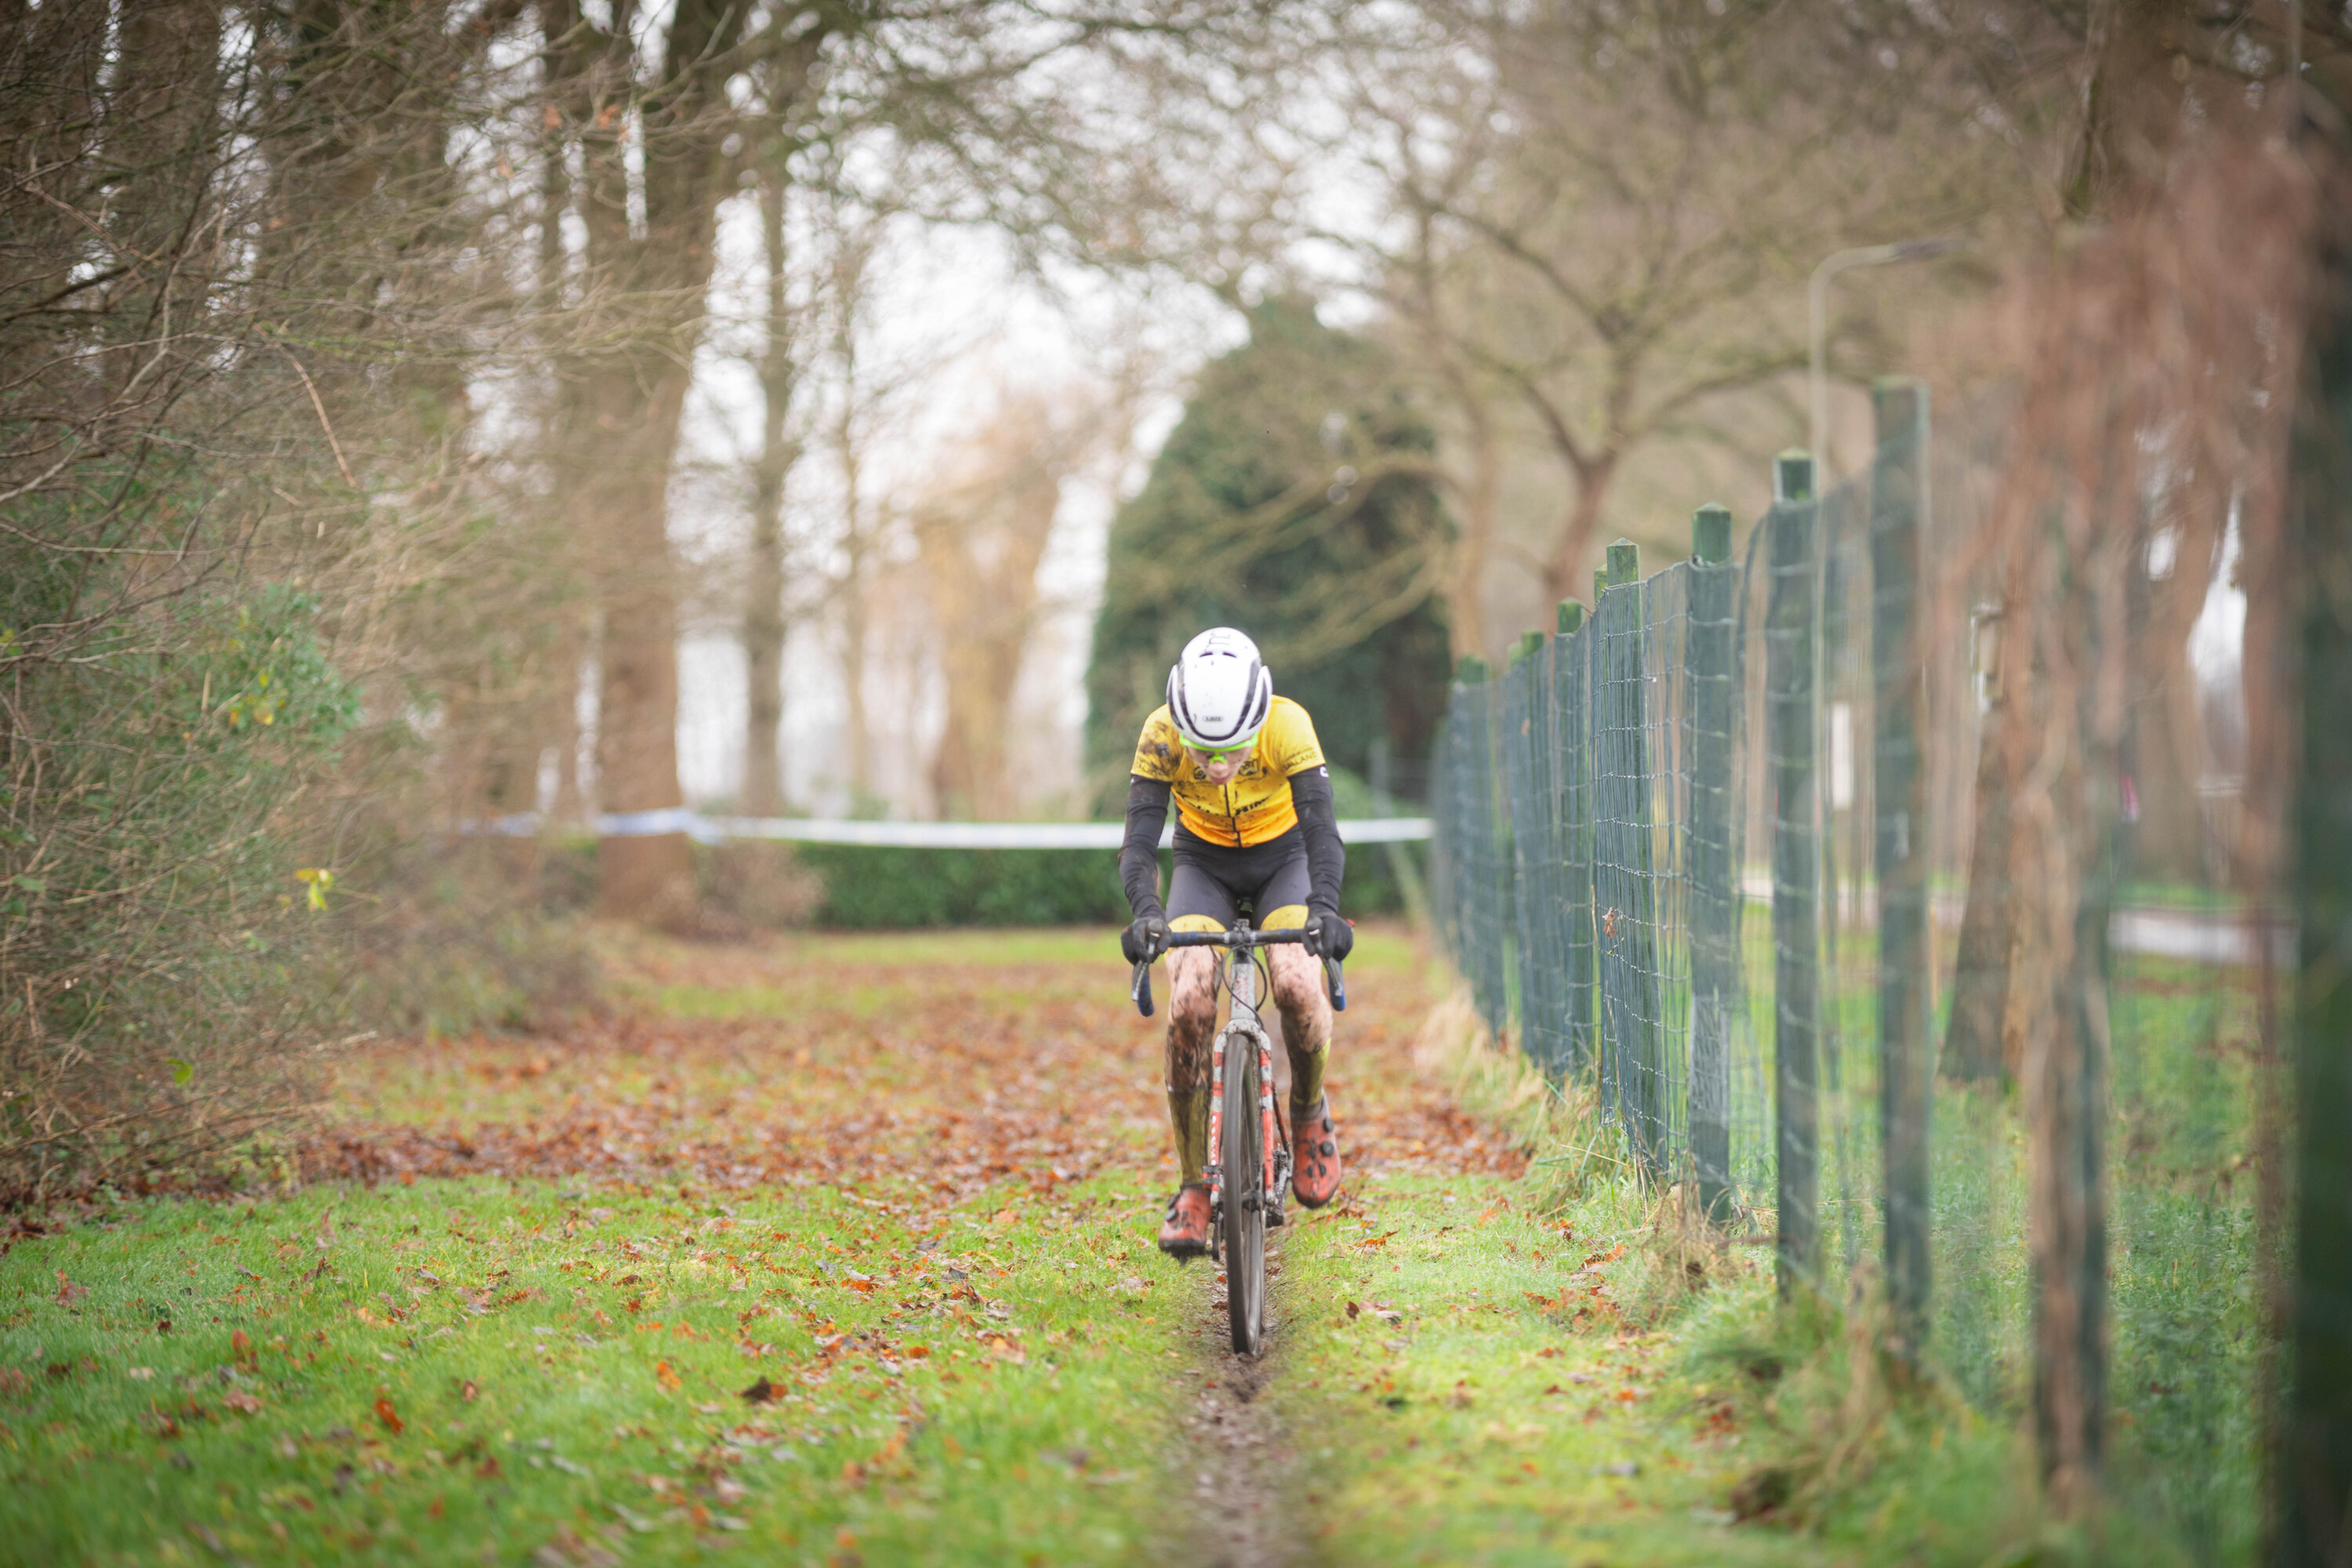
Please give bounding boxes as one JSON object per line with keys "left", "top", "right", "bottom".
{"left": 1288, "top": 767, "right": 1346, "bottom": 916}
{"left": 1120, "top": 775, "right": 1171, "bottom": 921}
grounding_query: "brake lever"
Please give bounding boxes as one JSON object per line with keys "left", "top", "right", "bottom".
{"left": 1131, "top": 960, "right": 1155, "bottom": 1018}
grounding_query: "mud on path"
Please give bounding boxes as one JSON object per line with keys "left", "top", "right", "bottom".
{"left": 1178, "top": 1241, "right": 1304, "bottom": 1568}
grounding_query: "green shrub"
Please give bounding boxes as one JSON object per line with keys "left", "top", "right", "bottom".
{"left": 789, "top": 840, "right": 1420, "bottom": 930}
{"left": 792, "top": 845, "right": 1131, "bottom": 928}
{"left": 1, "top": 586, "right": 361, "bottom": 1200}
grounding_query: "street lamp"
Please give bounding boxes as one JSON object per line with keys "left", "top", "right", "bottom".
{"left": 1808, "top": 237, "right": 1973, "bottom": 476}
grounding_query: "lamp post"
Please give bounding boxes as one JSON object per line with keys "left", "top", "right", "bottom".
{"left": 1809, "top": 237, "right": 1971, "bottom": 475}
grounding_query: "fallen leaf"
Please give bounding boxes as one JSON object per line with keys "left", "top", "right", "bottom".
{"left": 53, "top": 1270, "right": 85, "bottom": 1307}
{"left": 460, "top": 1379, "right": 478, "bottom": 1402}
{"left": 374, "top": 1396, "right": 405, "bottom": 1434}
{"left": 654, "top": 1359, "right": 681, "bottom": 1392}
{"left": 224, "top": 1388, "right": 263, "bottom": 1414}
{"left": 739, "top": 1376, "right": 779, "bottom": 1405}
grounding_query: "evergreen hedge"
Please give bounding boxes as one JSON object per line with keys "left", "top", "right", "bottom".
{"left": 789, "top": 841, "right": 1417, "bottom": 929}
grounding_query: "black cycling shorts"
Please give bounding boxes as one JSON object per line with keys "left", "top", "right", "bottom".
{"left": 1167, "top": 826, "right": 1312, "bottom": 932}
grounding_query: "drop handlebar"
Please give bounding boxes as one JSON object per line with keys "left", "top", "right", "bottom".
{"left": 1128, "top": 926, "right": 1347, "bottom": 1018}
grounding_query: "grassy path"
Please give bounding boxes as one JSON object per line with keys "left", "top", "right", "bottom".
{"left": 5, "top": 926, "right": 2209, "bottom": 1566}
{"left": 0, "top": 926, "right": 1527, "bottom": 1566}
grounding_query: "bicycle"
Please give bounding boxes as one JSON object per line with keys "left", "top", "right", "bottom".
{"left": 1131, "top": 922, "right": 1346, "bottom": 1356}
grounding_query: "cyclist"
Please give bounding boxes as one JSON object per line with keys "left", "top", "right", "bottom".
{"left": 1118, "top": 626, "right": 1352, "bottom": 1258}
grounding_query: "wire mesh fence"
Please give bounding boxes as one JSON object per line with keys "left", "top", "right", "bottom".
{"left": 1429, "top": 394, "right": 1945, "bottom": 1295}
{"left": 1428, "top": 376, "right": 2285, "bottom": 1557}
{"left": 1427, "top": 387, "right": 1957, "bottom": 1307}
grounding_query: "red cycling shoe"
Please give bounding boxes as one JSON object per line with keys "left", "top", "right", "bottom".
{"left": 1291, "top": 1096, "right": 1343, "bottom": 1209}
{"left": 1157, "top": 1181, "right": 1211, "bottom": 1259}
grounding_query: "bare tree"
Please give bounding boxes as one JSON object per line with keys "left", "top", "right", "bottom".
{"left": 1308, "top": 0, "right": 2040, "bottom": 652}
{"left": 742, "top": 165, "right": 805, "bottom": 818}
{"left": 911, "top": 388, "right": 1125, "bottom": 818}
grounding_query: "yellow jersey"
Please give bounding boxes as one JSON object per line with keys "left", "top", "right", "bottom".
{"left": 1130, "top": 696, "right": 1327, "bottom": 848}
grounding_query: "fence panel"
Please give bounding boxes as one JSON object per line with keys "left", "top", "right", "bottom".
{"left": 1425, "top": 390, "right": 2283, "bottom": 1555}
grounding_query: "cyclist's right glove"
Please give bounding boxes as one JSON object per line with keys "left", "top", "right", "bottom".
{"left": 1305, "top": 908, "right": 1353, "bottom": 962}
{"left": 1121, "top": 913, "right": 1169, "bottom": 964}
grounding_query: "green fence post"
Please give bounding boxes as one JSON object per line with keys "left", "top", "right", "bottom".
{"left": 2282, "top": 211, "right": 2352, "bottom": 1568}
{"left": 1502, "top": 642, "right": 1541, "bottom": 1058}
{"left": 1871, "top": 380, "right": 1933, "bottom": 1366}
{"left": 1483, "top": 675, "right": 1517, "bottom": 1041}
{"left": 1597, "top": 539, "right": 1666, "bottom": 1182}
{"left": 1558, "top": 600, "right": 1598, "bottom": 1076}
{"left": 1687, "top": 503, "right": 1737, "bottom": 1227}
{"left": 1527, "top": 624, "right": 1564, "bottom": 1075}
{"left": 1769, "top": 451, "right": 1822, "bottom": 1301}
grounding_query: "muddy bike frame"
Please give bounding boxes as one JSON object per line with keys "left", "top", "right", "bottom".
{"left": 1131, "top": 924, "right": 1345, "bottom": 1355}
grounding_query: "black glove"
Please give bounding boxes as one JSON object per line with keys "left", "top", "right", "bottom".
{"left": 1121, "top": 913, "right": 1168, "bottom": 964}
{"left": 1305, "top": 908, "right": 1352, "bottom": 962}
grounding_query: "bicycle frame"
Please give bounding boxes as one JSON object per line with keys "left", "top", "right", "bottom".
{"left": 1203, "top": 938, "right": 1284, "bottom": 1260}
{"left": 1130, "top": 923, "right": 1343, "bottom": 1354}
{"left": 1130, "top": 924, "right": 1345, "bottom": 1256}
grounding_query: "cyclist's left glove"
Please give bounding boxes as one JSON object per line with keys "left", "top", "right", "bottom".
{"left": 1305, "top": 907, "right": 1352, "bottom": 963}
{"left": 1121, "top": 913, "right": 1169, "bottom": 964}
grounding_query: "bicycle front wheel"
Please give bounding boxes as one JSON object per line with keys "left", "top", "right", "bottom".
{"left": 1221, "top": 1026, "right": 1266, "bottom": 1356}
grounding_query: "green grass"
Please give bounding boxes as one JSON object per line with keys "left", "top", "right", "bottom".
{"left": 0, "top": 923, "right": 2274, "bottom": 1566}
{"left": 0, "top": 924, "right": 1275, "bottom": 1566}
{"left": 1269, "top": 1172, "right": 1831, "bottom": 1566}
{"left": 1, "top": 1175, "right": 1189, "bottom": 1566}
{"left": 1272, "top": 939, "right": 2276, "bottom": 1568}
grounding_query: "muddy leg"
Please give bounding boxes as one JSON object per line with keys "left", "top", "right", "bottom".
{"left": 1267, "top": 945, "right": 1332, "bottom": 1120}
{"left": 1166, "top": 947, "right": 1218, "bottom": 1182}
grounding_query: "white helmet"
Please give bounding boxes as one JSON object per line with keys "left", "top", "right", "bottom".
{"left": 1167, "top": 627, "right": 1273, "bottom": 753}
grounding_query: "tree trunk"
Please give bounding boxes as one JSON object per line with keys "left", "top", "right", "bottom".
{"left": 1443, "top": 390, "right": 1495, "bottom": 662}
{"left": 113, "top": 1, "right": 222, "bottom": 260}
{"left": 2278, "top": 145, "right": 2352, "bottom": 1568}
{"left": 543, "top": 0, "right": 755, "bottom": 922}
{"left": 1541, "top": 453, "right": 1616, "bottom": 611}
{"left": 1944, "top": 683, "right": 2015, "bottom": 1083}
{"left": 742, "top": 170, "right": 796, "bottom": 818}
{"left": 839, "top": 572, "right": 873, "bottom": 805}
{"left": 916, "top": 398, "right": 1067, "bottom": 818}
{"left": 583, "top": 351, "right": 695, "bottom": 920}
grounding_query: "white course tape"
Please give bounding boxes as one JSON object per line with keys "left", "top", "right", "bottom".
{"left": 462, "top": 812, "right": 1433, "bottom": 848}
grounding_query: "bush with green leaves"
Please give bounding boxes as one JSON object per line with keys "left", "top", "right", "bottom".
{"left": 1, "top": 586, "right": 361, "bottom": 1200}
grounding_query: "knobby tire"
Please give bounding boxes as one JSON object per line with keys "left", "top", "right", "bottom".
{"left": 1221, "top": 1026, "right": 1266, "bottom": 1356}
